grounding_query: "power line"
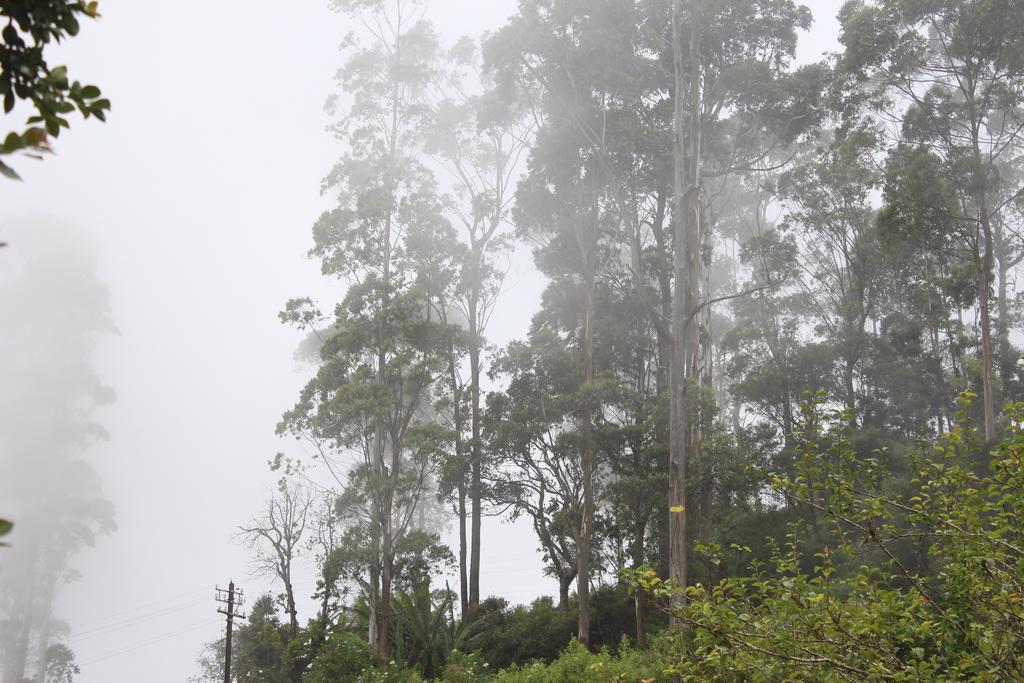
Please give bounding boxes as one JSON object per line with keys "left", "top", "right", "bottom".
{"left": 70, "top": 597, "right": 209, "bottom": 642}
{"left": 72, "top": 586, "right": 211, "bottom": 628}
{"left": 77, "top": 618, "right": 220, "bottom": 667}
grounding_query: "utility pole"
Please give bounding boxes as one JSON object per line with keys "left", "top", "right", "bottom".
{"left": 216, "top": 581, "right": 245, "bottom": 683}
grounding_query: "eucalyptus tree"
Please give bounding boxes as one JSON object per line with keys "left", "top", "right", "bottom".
{"left": 431, "top": 301, "right": 473, "bottom": 615}
{"left": 668, "top": 0, "right": 702, "bottom": 620}
{"left": 664, "top": 0, "right": 826, "bottom": 614}
{"left": 992, "top": 203, "right": 1024, "bottom": 393}
{"left": 486, "top": 0, "right": 670, "bottom": 645}
{"left": 424, "top": 44, "right": 533, "bottom": 613}
{"left": 837, "top": 0, "right": 1024, "bottom": 439}
{"left": 278, "top": 0, "right": 457, "bottom": 658}
{"left": 512, "top": 126, "right": 617, "bottom": 644}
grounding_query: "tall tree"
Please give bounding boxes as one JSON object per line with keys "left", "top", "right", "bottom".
{"left": 278, "top": 0, "right": 455, "bottom": 658}
{"left": 486, "top": 0, "right": 656, "bottom": 644}
{"left": 662, "top": 0, "right": 822, "bottom": 609}
{"left": 425, "top": 46, "right": 532, "bottom": 613}
{"left": 667, "top": 0, "right": 703, "bottom": 619}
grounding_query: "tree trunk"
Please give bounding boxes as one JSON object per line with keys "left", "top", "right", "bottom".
{"left": 458, "top": 479, "right": 469, "bottom": 616}
{"left": 36, "top": 583, "right": 55, "bottom": 682}
{"left": 372, "top": 309, "right": 391, "bottom": 659}
{"left": 655, "top": 295, "right": 673, "bottom": 583}
{"left": 631, "top": 520, "right": 648, "bottom": 647}
{"left": 469, "top": 291, "right": 483, "bottom": 612}
{"left": 843, "top": 354, "right": 856, "bottom": 424}
{"left": 367, "top": 561, "right": 380, "bottom": 654}
{"left": 285, "top": 575, "right": 298, "bottom": 638}
{"left": 372, "top": 46, "right": 398, "bottom": 657}
{"left": 669, "top": 0, "right": 702, "bottom": 623}
{"left": 377, "top": 517, "right": 393, "bottom": 658}
{"left": 577, "top": 260, "right": 595, "bottom": 648}
{"left": 448, "top": 338, "right": 470, "bottom": 616}
{"left": 368, "top": 397, "right": 385, "bottom": 656}
{"left": 994, "top": 214, "right": 1013, "bottom": 384}
{"left": 320, "top": 577, "right": 332, "bottom": 630}
{"left": 558, "top": 574, "right": 573, "bottom": 616}
{"left": 630, "top": 223, "right": 649, "bottom": 649}
{"left": 978, "top": 197, "right": 996, "bottom": 440}
{"left": 647, "top": 184, "right": 673, "bottom": 582}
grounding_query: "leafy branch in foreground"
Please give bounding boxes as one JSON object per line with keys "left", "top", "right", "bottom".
{"left": 628, "top": 392, "right": 1024, "bottom": 681}
{"left": 1, "top": 0, "right": 110, "bottom": 179}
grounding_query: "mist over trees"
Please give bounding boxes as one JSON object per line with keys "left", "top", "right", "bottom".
{"left": 0, "top": 223, "right": 115, "bottom": 683}
{"left": 186, "top": 0, "right": 1024, "bottom": 679}
{"left": 181, "top": 0, "right": 1024, "bottom": 679}
{"left": 4, "top": 0, "right": 1024, "bottom": 681}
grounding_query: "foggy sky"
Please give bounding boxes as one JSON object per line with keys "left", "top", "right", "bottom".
{"left": 0, "top": 1, "right": 844, "bottom": 680}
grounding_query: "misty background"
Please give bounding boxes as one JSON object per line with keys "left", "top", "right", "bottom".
{"left": 1, "top": 1, "right": 841, "bottom": 680}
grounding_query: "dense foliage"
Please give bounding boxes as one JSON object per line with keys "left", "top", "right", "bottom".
{"left": 629, "top": 393, "right": 1024, "bottom": 680}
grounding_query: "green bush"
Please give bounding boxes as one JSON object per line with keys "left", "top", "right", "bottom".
{"left": 490, "top": 638, "right": 669, "bottom": 683}
{"left": 304, "top": 631, "right": 374, "bottom": 683}
{"left": 356, "top": 660, "right": 423, "bottom": 683}
{"left": 472, "top": 596, "right": 574, "bottom": 669}
{"left": 630, "top": 395, "right": 1024, "bottom": 681}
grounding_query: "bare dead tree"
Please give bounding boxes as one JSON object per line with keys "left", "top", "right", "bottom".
{"left": 237, "top": 481, "right": 313, "bottom": 638}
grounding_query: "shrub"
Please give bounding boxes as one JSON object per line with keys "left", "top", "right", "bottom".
{"left": 356, "top": 660, "right": 423, "bottom": 683}
{"left": 490, "top": 638, "right": 669, "bottom": 683}
{"left": 304, "top": 631, "right": 374, "bottom": 683}
{"left": 630, "top": 394, "right": 1024, "bottom": 681}
{"left": 472, "top": 596, "right": 574, "bottom": 669}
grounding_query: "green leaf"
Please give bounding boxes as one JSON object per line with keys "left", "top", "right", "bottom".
{"left": 2, "top": 132, "right": 22, "bottom": 151}
{"left": 64, "top": 14, "right": 81, "bottom": 36}
{"left": 0, "top": 160, "right": 21, "bottom": 180}
{"left": 1, "top": 24, "right": 18, "bottom": 46}
{"left": 24, "top": 127, "right": 47, "bottom": 146}
{"left": 0, "top": 519, "right": 12, "bottom": 545}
